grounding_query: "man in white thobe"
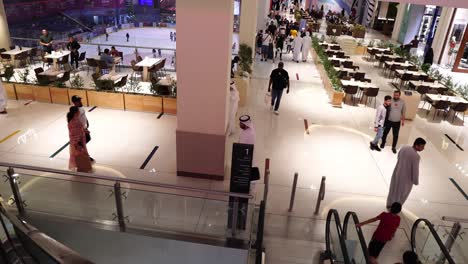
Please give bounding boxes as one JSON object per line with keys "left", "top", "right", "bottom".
{"left": 301, "top": 32, "right": 312, "bottom": 62}
{"left": 386, "top": 138, "right": 426, "bottom": 208}
{"left": 239, "top": 115, "right": 255, "bottom": 145}
{"left": 0, "top": 80, "right": 7, "bottom": 114}
{"left": 292, "top": 35, "right": 303, "bottom": 63}
{"left": 228, "top": 81, "right": 240, "bottom": 136}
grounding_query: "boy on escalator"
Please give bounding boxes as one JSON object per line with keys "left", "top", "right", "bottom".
{"left": 356, "top": 202, "right": 402, "bottom": 264}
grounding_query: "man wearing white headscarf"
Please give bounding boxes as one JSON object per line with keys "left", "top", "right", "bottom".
{"left": 292, "top": 34, "right": 303, "bottom": 63}
{"left": 301, "top": 32, "right": 312, "bottom": 62}
{"left": 228, "top": 81, "right": 240, "bottom": 135}
{"left": 239, "top": 115, "right": 255, "bottom": 145}
{"left": 0, "top": 80, "right": 7, "bottom": 114}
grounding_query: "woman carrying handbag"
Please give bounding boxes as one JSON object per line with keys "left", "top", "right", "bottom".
{"left": 67, "top": 106, "right": 92, "bottom": 173}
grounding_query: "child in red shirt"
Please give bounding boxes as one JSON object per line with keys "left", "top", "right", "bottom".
{"left": 356, "top": 202, "right": 402, "bottom": 264}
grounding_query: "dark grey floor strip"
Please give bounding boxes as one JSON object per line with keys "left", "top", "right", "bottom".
{"left": 140, "top": 146, "right": 159, "bottom": 169}
{"left": 449, "top": 178, "right": 468, "bottom": 200}
{"left": 157, "top": 112, "right": 164, "bottom": 119}
{"left": 24, "top": 100, "right": 33, "bottom": 105}
{"left": 50, "top": 142, "right": 70, "bottom": 158}
{"left": 88, "top": 106, "right": 97, "bottom": 112}
{"left": 445, "top": 134, "right": 464, "bottom": 151}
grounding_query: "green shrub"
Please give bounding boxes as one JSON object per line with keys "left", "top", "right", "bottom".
{"left": 238, "top": 44, "right": 253, "bottom": 74}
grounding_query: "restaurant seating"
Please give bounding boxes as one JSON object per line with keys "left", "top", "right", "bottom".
{"left": 86, "top": 58, "right": 98, "bottom": 74}
{"left": 77, "top": 52, "right": 86, "bottom": 69}
{"left": 427, "top": 100, "right": 451, "bottom": 120}
{"left": 29, "top": 48, "right": 42, "bottom": 64}
{"left": 407, "top": 65, "right": 418, "bottom": 71}
{"left": 58, "top": 55, "right": 69, "bottom": 70}
{"left": 136, "top": 55, "right": 143, "bottom": 62}
{"left": 450, "top": 103, "right": 468, "bottom": 123}
{"left": 352, "top": 72, "right": 365, "bottom": 81}
{"left": 363, "top": 88, "right": 379, "bottom": 108}
{"left": 56, "top": 71, "right": 71, "bottom": 85}
{"left": 338, "top": 71, "right": 347, "bottom": 79}
{"left": 416, "top": 85, "right": 429, "bottom": 98}
{"left": 343, "top": 61, "right": 357, "bottom": 70}
{"left": 115, "top": 75, "right": 128, "bottom": 88}
{"left": 436, "top": 87, "right": 449, "bottom": 94}
{"left": 97, "top": 60, "right": 109, "bottom": 74}
{"left": 330, "top": 45, "right": 340, "bottom": 51}
{"left": 343, "top": 85, "right": 359, "bottom": 105}
{"left": 131, "top": 60, "right": 143, "bottom": 80}
{"left": 394, "top": 57, "right": 405, "bottom": 63}
{"left": 399, "top": 73, "right": 412, "bottom": 89}
{"left": 331, "top": 60, "right": 340, "bottom": 67}
{"left": 15, "top": 52, "right": 29, "bottom": 67}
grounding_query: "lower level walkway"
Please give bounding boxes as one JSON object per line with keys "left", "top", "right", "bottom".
{"left": 1, "top": 38, "right": 468, "bottom": 264}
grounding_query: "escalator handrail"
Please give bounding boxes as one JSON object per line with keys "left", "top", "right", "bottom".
{"left": 343, "top": 211, "right": 370, "bottom": 264}
{"left": 0, "top": 203, "right": 94, "bottom": 264}
{"left": 325, "top": 209, "right": 351, "bottom": 264}
{"left": 411, "top": 218, "right": 456, "bottom": 264}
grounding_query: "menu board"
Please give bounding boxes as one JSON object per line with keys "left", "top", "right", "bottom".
{"left": 227, "top": 143, "right": 254, "bottom": 230}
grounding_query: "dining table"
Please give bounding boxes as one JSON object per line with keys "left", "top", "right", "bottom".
{"left": 408, "top": 81, "right": 446, "bottom": 90}
{"left": 330, "top": 56, "right": 353, "bottom": 64}
{"left": 1, "top": 47, "right": 33, "bottom": 66}
{"left": 341, "top": 79, "right": 377, "bottom": 89}
{"left": 425, "top": 94, "right": 468, "bottom": 104}
{"left": 44, "top": 51, "right": 71, "bottom": 71}
{"left": 92, "top": 56, "right": 122, "bottom": 73}
{"left": 395, "top": 69, "right": 428, "bottom": 78}
{"left": 320, "top": 42, "right": 340, "bottom": 49}
{"left": 99, "top": 73, "right": 126, "bottom": 83}
{"left": 136, "top": 57, "right": 163, "bottom": 81}
{"left": 38, "top": 69, "right": 64, "bottom": 79}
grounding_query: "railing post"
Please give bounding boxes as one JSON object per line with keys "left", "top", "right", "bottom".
{"left": 263, "top": 159, "right": 270, "bottom": 206}
{"left": 7, "top": 168, "right": 25, "bottom": 216}
{"left": 314, "top": 176, "right": 326, "bottom": 215}
{"left": 437, "top": 222, "right": 461, "bottom": 264}
{"left": 231, "top": 197, "right": 239, "bottom": 237}
{"left": 113, "top": 182, "right": 126, "bottom": 232}
{"left": 288, "top": 173, "right": 299, "bottom": 212}
{"left": 255, "top": 201, "right": 266, "bottom": 264}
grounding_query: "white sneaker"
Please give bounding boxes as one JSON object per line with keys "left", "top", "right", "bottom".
{"left": 274, "top": 110, "right": 279, "bottom": 115}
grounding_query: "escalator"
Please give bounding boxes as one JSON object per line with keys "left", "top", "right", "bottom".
{"left": 324, "top": 209, "right": 458, "bottom": 264}
{"left": 58, "top": 12, "right": 93, "bottom": 32}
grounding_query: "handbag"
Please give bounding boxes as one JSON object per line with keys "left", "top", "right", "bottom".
{"left": 264, "top": 91, "right": 272, "bottom": 105}
{"left": 76, "top": 152, "right": 92, "bottom": 173}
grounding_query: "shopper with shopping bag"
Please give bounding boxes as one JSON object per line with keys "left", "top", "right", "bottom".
{"left": 67, "top": 106, "right": 92, "bottom": 173}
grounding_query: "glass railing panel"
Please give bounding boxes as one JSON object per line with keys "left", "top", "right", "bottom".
{"left": 122, "top": 187, "right": 254, "bottom": 240}
{"left": 328, "top": 214, "right": 345, "bottom": 263}
{"left": 344, "top": 213, "right": 367, "bottom": 264}
{"left": 435, "top": 225, "right": 468, "bottom": 263}
{"left": 0, "top": 169, "right": 13, "bottom": 202}
{"left": 17, "top": 174, "right": 115, "bottom": 223}
{"left": 412, "top": 220, "right": 452, "bottom": 264}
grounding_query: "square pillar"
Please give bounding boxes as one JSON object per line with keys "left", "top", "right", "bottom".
{"left": 0, "top": 0, "right": 11, "bottom": 50}
{"left": 176, "top": 0, "right": 234, "bottom": 180}
{"left": 239, "top": 0, "right": 259, "bottom": 50}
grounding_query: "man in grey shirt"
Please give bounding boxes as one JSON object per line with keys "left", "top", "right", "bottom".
{"left": 381, "top": 90, "right": 406, "bottom": 154}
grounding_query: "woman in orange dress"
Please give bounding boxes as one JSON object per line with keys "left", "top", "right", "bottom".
{"left": 67, "top": 106, "right": 90, "bottom": 171}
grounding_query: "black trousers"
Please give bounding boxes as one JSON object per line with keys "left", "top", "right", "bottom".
{"left": 381, "top": 121, "right": 401, "bottom": 149}
{"left": 70, "top": 51, "right": 79, "bottom": 68}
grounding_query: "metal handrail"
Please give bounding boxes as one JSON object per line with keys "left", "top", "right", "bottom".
{"left": 0, "top": 203, "right": 94, "bottom": 264}
{"left": 324, "top": 209, "right": 351, "bottom": 264}
{"left": 0, "top": 162, "right": 253, "bottom": 199}
{"left": 411, "top": 218, "right": 456, "bottom": 264}
{"left": 10, "top": 37, "right": 177, "bottom": 51}
{"left": 343, "top": 211, "right": 370, "bottom": 264}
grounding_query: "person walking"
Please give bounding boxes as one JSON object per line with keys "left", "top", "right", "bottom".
{"left": 301, "top": 32, "right": 312, "bottom": 62}
{"left": 292, "top": 34, "right": 302, "bottom": 63}
{"left": 228, "top": 81, "right": 240, "bottom": 136}
{"left": 239, "top": 115, "right": 255, "bottom": 145}
{"left": 170, "top": 32, "right": 173, "bottom": 42}
{"left": 0, "top": 80, "right": 7, "bottom": 114}
{"left": 72, "top": 95, "right": 94, "bottom": 162}
{"left": 105, "top": 32, "right": 109, "bottom": 41}
{"left": 356, "top": 202, "right": 402, "bottom": 264}
{"left": 67, "top": 106, "right": 91, "bottom": 172}
{"left": 275, "top": 34, "right": 285, "bottom": 61}
{"left": 268, "top": 62, "right": 290, "bottom": 115}
{"left": 261, "top": 31, "right": 273, "bottom": 62}
{"left": 256, "top": 30, "right": 264, "bottom": 55}
{"left": 381, "top": 90, "right": 406, "bottom": 154}
{"left": 387, "top": 138, "right": 426, "bottom": 208}
{"left": 370, "top": 95, "right": 392, "bottom": 151}
{"left": 126, "top": 33, "right": 130, "bottom": 42}
{"left": 66, "top": 36, "right": 81, "bottom": 69}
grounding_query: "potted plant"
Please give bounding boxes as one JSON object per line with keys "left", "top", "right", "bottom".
{"left": 421, "top": 63, "right": 431, "bottom": 74}
{"left": 1, "top": 66, "right": 17, "bottom": 99}
{"left": 238, "top": 44, "right": 253, "bottom": 75}
{"left": 355, "top": 39, "right": 366, "bottom": 55}
{"left": 352, "top": 24, "right": 366, "bottom": 38}
{"left": 70, "top": 74, "right": 84, "bottom": 89}
{"left": 68, "top": 74, "right": 87, "bottom": 106}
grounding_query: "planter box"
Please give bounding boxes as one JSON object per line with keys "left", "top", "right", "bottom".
{"left": 32, "top": 85, "right": 51, "bottom": 103}
{"left": 331, "top": 91, "right": 344, "bottom": 107}
{"left": 4, "top": 83, "right": 17, "bottom": 100}
{"left": 124, "top": 94, "right": 163, "bottom": 113}
{"left": 68, "top": 89, "right": 88, "bottom": 106}
{"left": 50, "top": 88, "right": 70, "bottom": 105}
{"left": 355, "top": 46, "right": 367, "bottom": 55}
{"left": 87, "top": 91, "right": 125, "bottom": 110}
{"left": 15, "top": 84, "right": 34, "bottom": 101}
{"left": 163, "top": 97, "right": 177, "bottom": 114}
{"left": 352, "top": 30, "right": 366, "bottom": 39}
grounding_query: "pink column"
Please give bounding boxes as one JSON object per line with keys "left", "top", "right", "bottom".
{"left": 176, "top": 0, "right": 234, "bottom": 180}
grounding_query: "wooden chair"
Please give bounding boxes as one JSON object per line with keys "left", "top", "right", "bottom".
{"left": 399, "top": 73, "right": 412, "bottom": 89}
{"left": 131, "top": 60, "right": 143, "bottom": 80}
{"left": 363, "top": 88, "right": 379, "bottom": 108}
{"left": 436, "top": 87, "right": 449, "bottom": 94}
{"left": 58, "top": 55, "right": 69, "bottom": 70}
{"left": 56, "top": 71, "right": 71, "bottom": 86}
{"left": 115, "top": 75, "right": 128, "bottom": 89}
{"left": 77, "top": 52, "right": 86, "bottom": 69}
{"left": 450, "top": 103, "right": 468, "bottom": 123}
{"left": 416, "top": 85, "right": 429, "bottom": 98}
{"left": 427, "top": 100, "right": 450, "bottom": 120}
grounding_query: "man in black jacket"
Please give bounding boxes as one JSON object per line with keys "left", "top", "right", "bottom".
{"left": 66, "top": 36, "right": 81, "bottom": 69}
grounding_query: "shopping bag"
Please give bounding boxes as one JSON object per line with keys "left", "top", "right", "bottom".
{"left": 76, "top": 153, "right": 92, "bottom": 173}
{"left": 264, "top": 92, "right": 272, "bottom": 105}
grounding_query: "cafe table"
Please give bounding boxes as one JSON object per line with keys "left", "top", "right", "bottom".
{"left": 408, "top": 81, "right": 446, "bottom": 90}
{"left": 92, "top": 56, "right": 122, "bottom": 73}
{"left": 38, "top": 69, "right": 64, "bottom": 80}
{"left": 99, "top": 73, "right": 126, "bottom": 83}
{"left": 44, "top": 51, "right": 71, "bottom": 71}
{"left": 425, "top": 94, "right": 468, "bottom": 104}
{"left": 1, "top": 47, "right": 33, "bottom": 66}
{"left": 136, "top": 57, "right": 163, "bottom": 81}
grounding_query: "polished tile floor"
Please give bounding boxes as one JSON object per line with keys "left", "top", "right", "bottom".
{"left": 2, "top": 29, "right": 468, "bottom": 264}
